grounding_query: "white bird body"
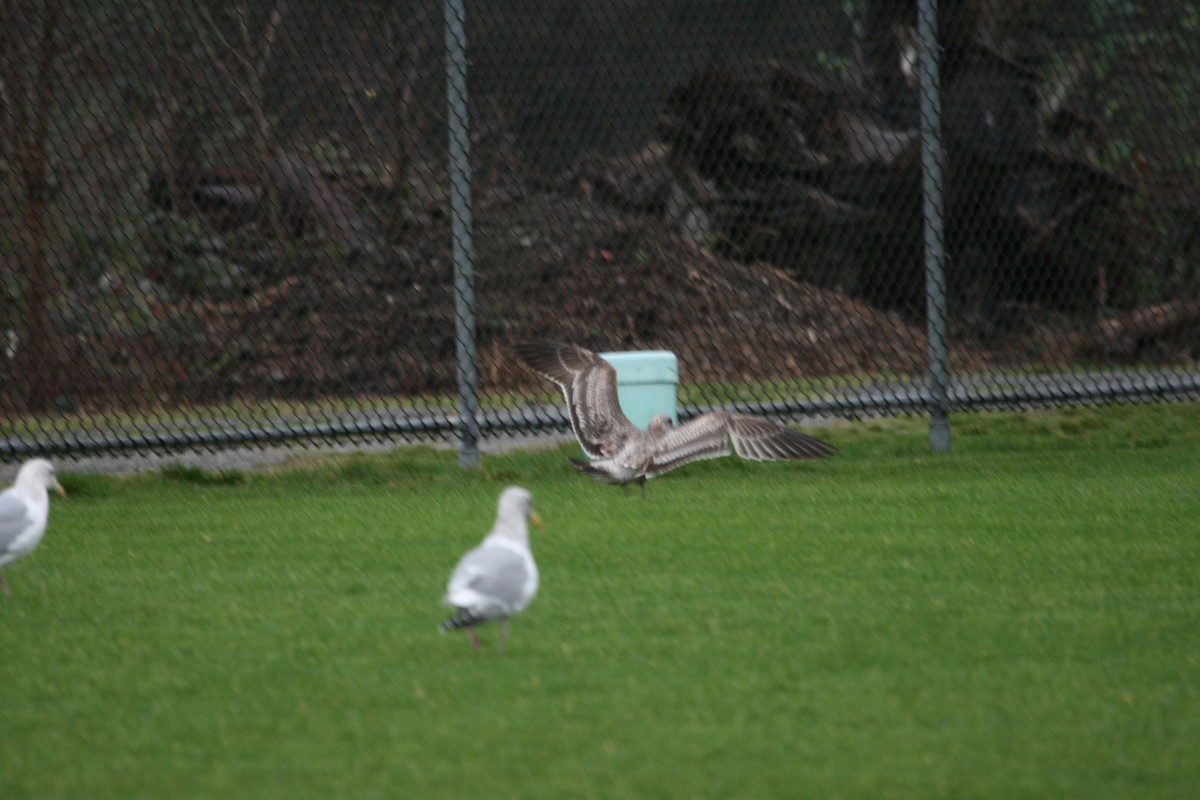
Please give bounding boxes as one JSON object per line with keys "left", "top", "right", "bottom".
{"left": 440, "top": 487, "right": 541, "bottom": 650}
{"left": 515, "top": 339, "right": 837, "bottom": 493}
{"left": 0, "top": 458, "right": 65, "bottom": 596}
{"left": 577, "top": 414, "right": 673, "bottom": 486}
{"left": 443, "top": 534, "right": 539, "bottom": 621}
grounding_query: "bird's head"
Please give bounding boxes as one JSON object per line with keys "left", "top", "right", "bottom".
{"left": 647, "top": 415, "right": 674, "bottom": 434}
{"left": 17, "top": 458, "right": 66, "bottom": 498}
{"left": 498, "top": 486, "right": 541, "bottom": 529}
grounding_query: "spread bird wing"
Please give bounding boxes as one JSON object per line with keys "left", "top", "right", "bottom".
{"left": 644, "top": 412, "right": 837, "bottom": 477}
{"left": 514, "top": 339, "right": 638, "bottom": 457}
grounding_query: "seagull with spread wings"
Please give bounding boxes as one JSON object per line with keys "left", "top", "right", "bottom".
{"left": 515, "top": 339, "right": 836, "bottom": 494}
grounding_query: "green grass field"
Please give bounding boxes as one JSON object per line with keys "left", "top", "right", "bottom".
{"left": 2, "top": 402, "right": 1198, "bottom": 799}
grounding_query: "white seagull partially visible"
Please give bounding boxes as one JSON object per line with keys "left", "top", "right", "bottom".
{"left": 0, "top": 458, "right": 66, "bottom": 597}
{"left": 515, "top": 339, "right": 837, "bottom": 494}
{"left": 440, "top": 486, "right": 542, "bottom": 652}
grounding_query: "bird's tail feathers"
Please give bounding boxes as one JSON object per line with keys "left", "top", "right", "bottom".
{"left": 439, "top": 609, "right": 485, "bottom": 633}
{"left": 569, "top": 458, "right": 616, "bottom": 483}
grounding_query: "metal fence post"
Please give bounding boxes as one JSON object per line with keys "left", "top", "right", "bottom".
{"left": 917, "top": 0, "right": 951, "bottom": 452}
{"left": 444, "top": 0, "right": 481, "bottom": 467}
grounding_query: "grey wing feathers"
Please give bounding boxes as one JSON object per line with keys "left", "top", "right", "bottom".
{"left": 724, "top": 414, "right": 838, "bottom": 461}
{"left": 643, "top": 414, "right": 738, "bottom": 476}
{"left": 515, "top": 339, "right": 636, "bottom": 456}
{"left": 644, "top": 412, "right": 836, "bottom": 476}
{"left": 0, "top": 492, "right": 33, "bottom": 552}
{"left": 451, "top": 544, "right": 530, "bottom": 607}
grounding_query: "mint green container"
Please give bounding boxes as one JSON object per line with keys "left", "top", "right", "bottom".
{"left": 598, "top": 349, "right": 679, "bottom": 429}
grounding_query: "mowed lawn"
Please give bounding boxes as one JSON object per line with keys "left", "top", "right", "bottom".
{"left": 2, "top": 403, "right": 1198, "bottom": 799}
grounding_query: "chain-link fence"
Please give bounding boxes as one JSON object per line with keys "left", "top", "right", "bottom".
{"left": 3, "top": 0, "right": 1199, "bottom": 462}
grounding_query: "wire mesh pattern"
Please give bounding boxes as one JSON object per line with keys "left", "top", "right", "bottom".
{"left": 2, "top": 0, "right": 1198, "bottom": 460}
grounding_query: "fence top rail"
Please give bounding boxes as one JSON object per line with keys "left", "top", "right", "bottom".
{"left": 7, "top": 370, "right": 1196, "bottom": 460}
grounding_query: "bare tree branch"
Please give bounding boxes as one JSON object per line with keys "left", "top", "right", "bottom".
{"left": 253, "top": 1, "right": 285, "bottom": 87}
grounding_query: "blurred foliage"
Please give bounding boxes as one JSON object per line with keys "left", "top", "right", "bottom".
{"left": 1075, "top": 1, "right": 1200, "bottom": 302}
{"left": 1, "top": 0, "right": 1196, "bottom": 422}
{"left": 12, "top": 0, "right": 1195, "bottom": 307}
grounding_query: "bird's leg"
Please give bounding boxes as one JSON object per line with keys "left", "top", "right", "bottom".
{"left": 0, "top": 571, "right": 9, "bottom": 598}
{"left": 638, "top": 477, "right": 647, "bottom": 498}
{"left": 497, "top": 621, "right": 508, "bottom": 655}
{"left": 468, "top": 628, "right": 481, "bottom": 651}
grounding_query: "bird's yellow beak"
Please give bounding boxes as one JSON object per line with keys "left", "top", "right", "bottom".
{"left": 529, "top": 512, "right": 543, "bottom": 529}
{"left": 53, "top": 481, "right": 66, "bottom": 498}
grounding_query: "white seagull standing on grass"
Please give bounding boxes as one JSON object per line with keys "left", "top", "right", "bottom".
{"left": 0, "top": 458, "right": 66, "bottom": 597}
{"left": 515, "top": 339, "right": 837, "bottom": 495}
{"left": 440, "top": 487, "right": 542, "bottom": 652}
